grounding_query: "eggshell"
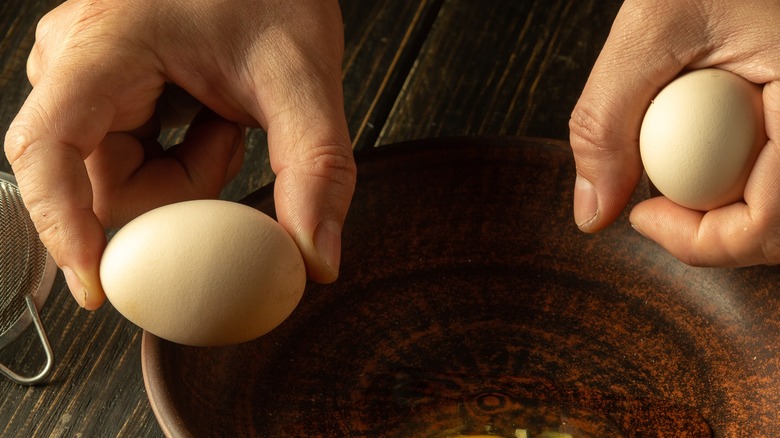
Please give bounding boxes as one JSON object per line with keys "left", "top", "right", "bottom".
{"left": 639, "top": 68, "right": 766, "bottom": 211}
{"left": 100, "top": 200, "right": 306, "bottom": 346}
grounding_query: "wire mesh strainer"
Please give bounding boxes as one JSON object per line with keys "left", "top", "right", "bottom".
{"left": 0, "top": 171, "right": 56, "bottom": 385}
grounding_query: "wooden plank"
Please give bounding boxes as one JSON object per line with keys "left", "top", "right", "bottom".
{"left": 376, "top": 0, "right": 623, "bottom": 145}
{"left": 0, "top": 280, "right": 161, "bottom": 437}
{"left": 341, "top": 0, "right": 443, "bottom": 150}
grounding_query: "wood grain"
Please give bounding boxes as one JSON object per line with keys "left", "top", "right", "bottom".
{"left": 376, "top": 0, "right": 622, "bottom": 145}
{"left": 341, "top": 0, "right": 444, "bottom": 150}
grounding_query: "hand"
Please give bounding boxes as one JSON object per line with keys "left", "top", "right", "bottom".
{"left": 4, "top": 0, "right": 356, "bottom": 309}
{"left": 569, "top": 0, "right": 780, "bottom": 267}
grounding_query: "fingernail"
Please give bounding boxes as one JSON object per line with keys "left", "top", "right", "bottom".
{"left": 313, "top": 220, "right": 342, "bottom": 275}
{"left": 62, "top": 266, "right": 88, "bottom": 308}
{"left": 574, "top": 174, "right": 599, "bottom": 229}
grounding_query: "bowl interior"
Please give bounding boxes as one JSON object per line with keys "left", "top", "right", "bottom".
{"left": 142, "top": 138, "right": 780, "bottom": 437}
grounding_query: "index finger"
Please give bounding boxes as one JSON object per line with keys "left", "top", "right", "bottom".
{"left": 5, "top": 71, "right": 126, "bottom": 309}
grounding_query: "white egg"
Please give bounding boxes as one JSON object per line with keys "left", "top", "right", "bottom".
{"left": 639, "top": 68, "right": 766, "bottom": 211}
{"left": 100, "top": 199, "right": 306, "bottom": 346}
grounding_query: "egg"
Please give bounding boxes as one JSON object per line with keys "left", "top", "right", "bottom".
{"left": 639, "top": 68, "right": 766, "bottom": 211}
{"left": 100, "top": 199, "right": 306, "bottom": 346}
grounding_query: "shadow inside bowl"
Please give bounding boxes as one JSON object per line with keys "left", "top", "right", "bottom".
{"left": 142, "top": 137, "right": 780, "bottom": 437}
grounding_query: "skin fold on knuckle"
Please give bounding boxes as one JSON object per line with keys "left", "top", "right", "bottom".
{"left": 272, "top": 142, "right": 356, "bottom": 221}
{"left": 5, "top": 91, "right": 61, "bottom": 162}
{"left": 304, "top": 144, "right": 357, "bottom": 191}
{"left": 5, "top": 98, "right": 84, "bottom": 169}
{"left": 4, "top": 121, "right": 37, "bottom": 167}
{"left": 569, "top": 102, "right": 622, "bottom": 165}
{"left": 33, "top": 0, "right": 75, "bottom": 51}
{"left": 35, "top": 10, "right": 56, "bottom": 42}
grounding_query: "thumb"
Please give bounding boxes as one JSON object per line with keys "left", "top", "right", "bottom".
{"left": 568, "top": 0, "right": 707, "bottom": 232}
{"left": 250, "top": 1, "right": 355, "bottom": 284}
{"left": 269, "top": 112, "right": 355, "bottom": 284}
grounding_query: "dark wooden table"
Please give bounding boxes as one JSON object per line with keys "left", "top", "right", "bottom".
{"left": 0, "top": 1, "right": 622, "bottom": 436}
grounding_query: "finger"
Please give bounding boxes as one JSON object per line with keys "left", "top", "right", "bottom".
{"left": 629, "top": 82, "right": 780, "bottom": 267}
{"left": 87, "top": 108, "right": 244, "bottom": 226}
{"left": 272, "top": 136, "right": 355, "bottom": 284}
{"left": 226, "top": 1, "right": 356, "bottom": 284}
{"left": 629, "top": 197, "right": 753, "bottom": 266}
{"left": 267, "top": 85, "right": 355, "bottom": 284}
{"left": 568, "top": 0, "right": 709, "bottom": 233}
{"left": 7, "top": 27, "right": 163, "bottom": 308}
{"left": 5, "top": 75, "right": 119, "bottom": 309}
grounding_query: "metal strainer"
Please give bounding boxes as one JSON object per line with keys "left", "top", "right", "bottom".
{"left": 0, "top": 171, "right": 56, "bottom": 385}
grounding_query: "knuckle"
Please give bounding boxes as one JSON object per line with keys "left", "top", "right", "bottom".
{"left": 5, "top": 104, "right": 54, "bottom": 167}
{"left": 35, "top": 14, "right": 53, "bottom": 43}
{"left": 305, "top": 144, "right": 357, "bottom": 188}
{"left": 34, "top": 4, "right": 67, "bottom": 43}
{"left": 568, "top": 103, "right": 618, "bottom": 161}
{"left": 4, "top": 123, "right": 36, "bottom": 167}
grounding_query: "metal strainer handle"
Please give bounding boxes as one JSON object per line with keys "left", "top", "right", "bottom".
{"left": 0, "top": 295, "right": 53, "bottom": 385}
{"left": 0, "top": 171, "right": 56, "bottom": 385}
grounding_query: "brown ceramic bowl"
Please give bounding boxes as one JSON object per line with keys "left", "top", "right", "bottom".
{"left": 142, "top": 138, "right": 780, "bottom": 437}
